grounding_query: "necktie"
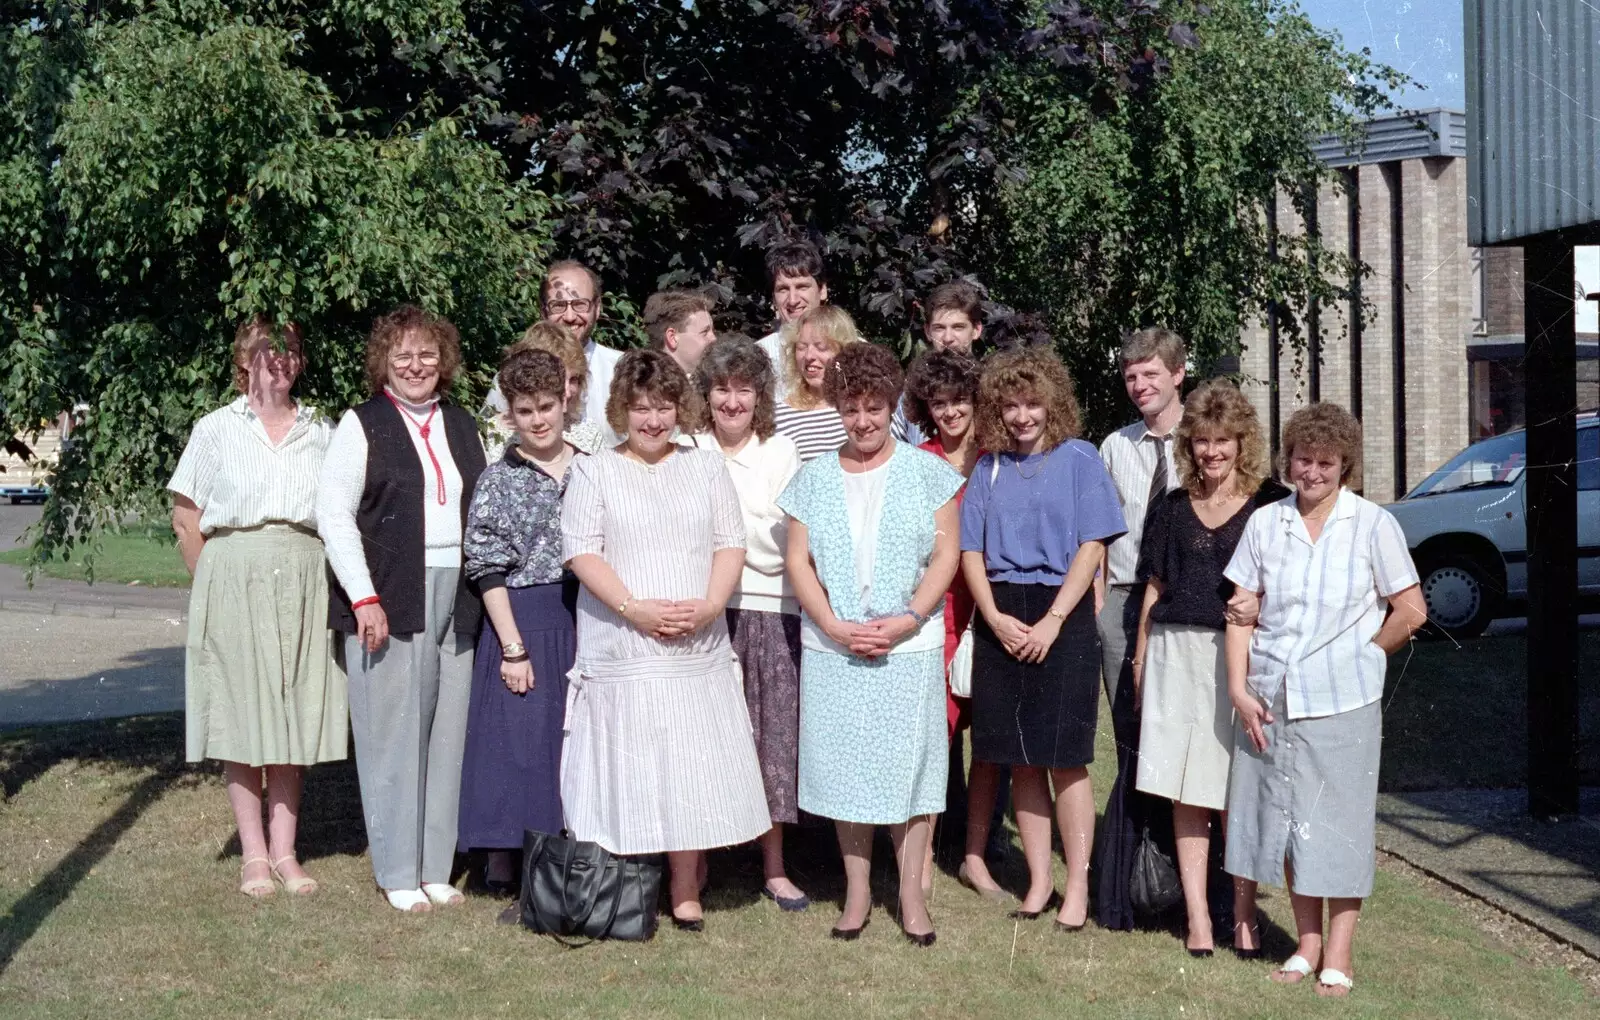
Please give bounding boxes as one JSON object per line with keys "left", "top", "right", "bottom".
{"left": 1146, "top": 436, "right": 1170, "bottom": 519}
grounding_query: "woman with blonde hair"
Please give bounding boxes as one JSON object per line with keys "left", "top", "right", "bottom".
{"left": 773, "top": 304, "right": 858, "bottom": 461}
{"left": 170, "top": 318, "right": 345, "bottom": 898}
{"left": 960, "top": 346, "right": 1126, "bottom": 930}
{"left": 1130, "top": 379, "right": 1289, "bottom": 956}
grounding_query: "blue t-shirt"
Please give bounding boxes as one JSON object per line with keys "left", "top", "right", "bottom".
{"left": 959, "top": 439, "right": 1127, "bottom": 585}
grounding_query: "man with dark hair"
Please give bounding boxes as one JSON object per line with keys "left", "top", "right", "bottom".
{"left": 643, "top": 289, "right": 718, "bottom": 375}
{"left": 756, "top": 239, "right": 829, "bottom": 389}
{"left": 892, "top": 279, "right": 987, "bottom": 444}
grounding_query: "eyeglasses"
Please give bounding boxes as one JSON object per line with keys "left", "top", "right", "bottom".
{"left": 545, "top": 298, "right": 596, "bottom": 316}
{"left": 390, "top": 351, "right": 441, "bottom": 368}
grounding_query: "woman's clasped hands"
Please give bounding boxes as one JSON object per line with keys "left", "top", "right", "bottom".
{"left": 823, "top": 612, "right": 920, "bottom": 659}
{"left": 625, "top": 598, "right": 721, "bottom": 639}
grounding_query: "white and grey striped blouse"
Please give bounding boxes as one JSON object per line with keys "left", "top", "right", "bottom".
{"left": 167, "top": 397, "right": 330, "bottom": 534}
{"left": 773, "top": 401, "right": 849, "bottom": 463}
{"left": 561, "top": 447, "right": 746, "bottom": 679}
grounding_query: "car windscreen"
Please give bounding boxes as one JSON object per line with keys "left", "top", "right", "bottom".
{"left": 1406, "top": 431, "right": 1526, "bottom": 498}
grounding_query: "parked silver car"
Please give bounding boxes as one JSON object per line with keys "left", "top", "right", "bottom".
{"left": 1383, "top": 413, "right": 1599, "bottom": 637}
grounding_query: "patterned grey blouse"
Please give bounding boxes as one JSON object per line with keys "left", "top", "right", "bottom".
{"left": 463, "top": 446, "right": 581, "bottom": 591}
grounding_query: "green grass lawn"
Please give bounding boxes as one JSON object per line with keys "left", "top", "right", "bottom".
{"left": 0, "top": 529, "right": 189, "bottom": 588}
{"left": 1, "top": 710, "right": 1593, "bottom": 1019}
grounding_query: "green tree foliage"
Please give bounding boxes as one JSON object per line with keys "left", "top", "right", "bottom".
{"left": 0, "top": 0, "right": 1403, "bottom": 564}
{"left": 0, "top": 3, "right": 551, "bottom": 562}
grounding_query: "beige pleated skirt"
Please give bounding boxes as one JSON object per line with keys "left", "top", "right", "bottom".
{"left": 185, "top": 525, "right": 347, "bottom": 766}
{"left": 1134, "top": 623, "right": 1233, "bottom": 810}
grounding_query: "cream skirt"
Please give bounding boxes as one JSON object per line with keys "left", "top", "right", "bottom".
{"left": 1134, "top": 623, "right": 1232, "bottom": 810}
{"left": 185, "top": 525, "right": 347, "bottom": 766}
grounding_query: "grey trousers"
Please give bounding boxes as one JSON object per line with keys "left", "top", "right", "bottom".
{"left": 1098, "top": 584, "right": 1142, "bottom": 712}
{"left": 345, "top": 568, "right": 474, "bottom": 890}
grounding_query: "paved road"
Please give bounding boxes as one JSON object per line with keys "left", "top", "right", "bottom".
{"left": 0, "top": 611, "right": 184, "bottom": 727}
{"left": 0, "top": 503, "right": 42, "bottom": 550}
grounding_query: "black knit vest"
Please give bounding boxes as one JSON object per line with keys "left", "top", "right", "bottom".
{"left": 327, "top": 396, "right": 486, "bottom": 637}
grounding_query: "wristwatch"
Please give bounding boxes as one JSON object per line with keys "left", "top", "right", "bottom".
{"left": 1047, "top": 607, "right": 1068, "bottom": 620}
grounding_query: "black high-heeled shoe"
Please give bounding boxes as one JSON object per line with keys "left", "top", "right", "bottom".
{"left": 829, "top": 916, "right": 870, "bottom": 941}
{"left": 1232, "top": 922, "right": 1263, "bottom": 960}
{"left": 671, "top": 914, "right": 705, "bottom": 933}
{"left": 902, "top": 928, "right": 937, "bottom": 948}
{"left": 1009, "top": 890, "right": 1062, "bottom": 921}
{"left": 1053, "top": 919, "right": 1085, "bottom": 933}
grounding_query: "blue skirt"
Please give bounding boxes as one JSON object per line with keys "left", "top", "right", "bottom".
{"left": 457, "top": 580, "right": 577, "bottom": 851}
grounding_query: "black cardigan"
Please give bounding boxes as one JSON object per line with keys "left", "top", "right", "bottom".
{"left": 327, "top": 396, "right": 487, "bottom": 637}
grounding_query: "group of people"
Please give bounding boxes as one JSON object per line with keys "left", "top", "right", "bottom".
{"left": 170, "top": 239, "right": 1426, "bottom": 996}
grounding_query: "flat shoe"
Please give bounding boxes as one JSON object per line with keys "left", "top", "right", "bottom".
{"left": 270, "top": 856, "right": 317, "bottom": 896}
{"left": 760, "top": 885, "right": 811, "bottom": 912}
{"left": 422, "top": 883, "right": 464, "bottom": 907}
{"left": 1009, "top": 890, "right": 1062, "bottom": 920}
{"left": 239, "top": 857, "right": 275, "bottom": 899}
{"left": 384, "top": 888, "right": 431, "bottom": 913}
{"left": 671, "top": 914, "right": 705, "bottom": 932}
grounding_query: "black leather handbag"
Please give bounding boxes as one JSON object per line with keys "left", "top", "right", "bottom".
{"left": 517, "top": 829, "right": 665, "bottom": 943}
{"left": 1129, "top": 823, "right": 1184, "bottom": 918}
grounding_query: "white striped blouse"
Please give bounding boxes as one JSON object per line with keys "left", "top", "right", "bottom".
{"left": 167, "top": 397, "right": 330, "bottom": 534}
{"left": 773, "top": 401, "right": 848, "bottom": 463}
{"left": 561, "top": 447, "right": 746, "bottom": 680}
{"left": 1223, "top": 487, "right": 1420, "bottom": 720}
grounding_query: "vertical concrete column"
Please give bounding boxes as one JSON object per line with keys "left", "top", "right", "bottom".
{"left": 1275, "top": 190, "right": 1312, "bottom": 418}
{"left": 1357, "top": 163, "right": 1398, "bottom": 501}
{"left": 1400, "top": 157, "right": 1471, "bottom": 483}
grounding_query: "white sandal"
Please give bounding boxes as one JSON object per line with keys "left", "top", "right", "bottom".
{"left": 385, "top": 888, "right": 431, "bottom": 913}
{"left": 1272, "top": 954, "right": 1316, "bottom": 983}
{"left": 422, "top": 882, "right": 465, "bottom": 907}
{"left": 1317, "top": 968, "right": 1354, "bottom": 995}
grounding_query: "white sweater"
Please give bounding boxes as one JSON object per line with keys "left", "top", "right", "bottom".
{"left": 316, "top": 391, "right": 466, "bottom": 604}
{"left": 691, "top": 432, "right": 801, "bottom": 614}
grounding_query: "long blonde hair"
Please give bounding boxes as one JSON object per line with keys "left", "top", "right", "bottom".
{"left": 781, "top": 305, "right": 858, "bottom": 409}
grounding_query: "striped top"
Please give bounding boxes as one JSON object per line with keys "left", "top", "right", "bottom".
{"left": 167, "top": 397, "right": 330, "bottom": 534}
{"left": 561, "top": 447, "right": 745, "bottom": 680}
{"left": 1224, "top": 488, "right": 1419, "bottom": 720}
{"left": 1098, "top": 419, "right": 1180, "bottom": 586}
{"left": 773, "top": 401, "right": 848, "bottom": 462}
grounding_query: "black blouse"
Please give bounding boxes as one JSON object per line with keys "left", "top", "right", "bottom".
{"left": 1136, "top": 479, "right": 1293, "bottom": 630}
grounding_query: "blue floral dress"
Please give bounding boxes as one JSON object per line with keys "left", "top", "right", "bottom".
{"left": 777, "top": 442, "right": 964, "bottom": 824}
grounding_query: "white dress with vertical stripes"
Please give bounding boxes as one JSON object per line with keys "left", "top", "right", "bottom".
{"left": 558, "top": 447, "right": 772, "bottom": 854}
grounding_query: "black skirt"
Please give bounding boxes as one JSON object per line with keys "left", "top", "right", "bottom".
{"left": 970, "top": 582, "right": 1101, "bottom": 768}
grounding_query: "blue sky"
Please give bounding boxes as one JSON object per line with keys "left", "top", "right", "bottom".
{"left": 1299, "top": 0, "right": 1465, "bottom": 110}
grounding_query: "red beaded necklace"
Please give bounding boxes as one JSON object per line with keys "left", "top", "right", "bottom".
{"left": 385, "top": 391, "right": 447, "bottom": 505}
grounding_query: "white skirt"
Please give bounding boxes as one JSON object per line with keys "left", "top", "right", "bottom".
{"left": 560, "top": 652, "right": 771, "bottom": 854}
{"left": 1134, "top": 623, "right": 1233, "bottom": 810}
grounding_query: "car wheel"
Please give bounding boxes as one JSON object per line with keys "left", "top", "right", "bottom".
{"left": 1417, "top": 552, "right": 1500, "bottom": 639}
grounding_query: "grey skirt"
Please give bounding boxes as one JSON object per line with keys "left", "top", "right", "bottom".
{"left": 1224, "top": 685, "right": 1381, "bottom": 899}
{"left": 185, "top": 525, "right": 347, "bottom": 766}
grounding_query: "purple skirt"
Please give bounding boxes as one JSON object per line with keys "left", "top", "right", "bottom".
{"left": 726, "top": 607, "right": 801, "bottom": 825}
{"left": 457, "top": 580, "right": 577, "bottom": 851}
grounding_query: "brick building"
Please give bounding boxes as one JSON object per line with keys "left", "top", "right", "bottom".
{"left": 1237, "top": 108, "right": 1600, "bottom": 503}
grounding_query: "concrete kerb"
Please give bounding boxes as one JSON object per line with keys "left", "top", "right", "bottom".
{"left": 0, "top": 599, "right": 185, "bottom": 622}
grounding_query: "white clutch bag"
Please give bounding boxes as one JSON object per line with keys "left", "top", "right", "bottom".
{"left": 947, "top": 615, "right": 975, "bottom": 698}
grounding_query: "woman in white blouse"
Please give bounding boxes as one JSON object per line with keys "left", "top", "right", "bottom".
{"left": 169, "top": 318, "right": 345, "bottom": 899}
{"left": 1223, "top": 403, "right": 1427, "bottom": 996}
{"left": 315, "top": 306, "right": 488, "bottom": 913}
{"left": 561, "top": 350, "right": 770, "bottom": 932}
{"left": 691, "top": 337, "right": 809, "bottom": 911}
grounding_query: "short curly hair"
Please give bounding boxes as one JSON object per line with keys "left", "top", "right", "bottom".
{"left": 822, "top": 342, "right": 903, "bottom": 409}
{"left": 605, "top": 349, "right": 703, "bottom": 436}
{"left": 1280, "top": 402, "right": 1364, "bottom": 490}
{"left": 695, "top": 338, "right": 777, "bottom": 440}
{"left": 1174, "top": 380, "right": 1271, "bottom": 497}
{"left": 973, "top": 346, "right": 1082, "bottom": 453}
{"left": 781, "top": 305, "right": 859, "bottom": 408}
{"left": 904, "top": 348, "right": 979, "bottom": 439}
{"left": 364, "top": 305, "right": 462, "bottom": 396}
{"left": 232, "top": 317, "right": 304, "bottom": 394}
{"left": 505, "top": 321, "right": 586, "bottom": 423}
{"left": 498, "top": 348, "right": 568, "bottom": 408}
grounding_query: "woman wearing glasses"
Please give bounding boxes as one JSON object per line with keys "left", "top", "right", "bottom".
{"left": 317, "top": 305, "right": 488, "bottom": 913}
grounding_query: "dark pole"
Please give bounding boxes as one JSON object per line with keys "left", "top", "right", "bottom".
{"left": 1523, "top": 237, "right": 1579, "bottom": 819}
